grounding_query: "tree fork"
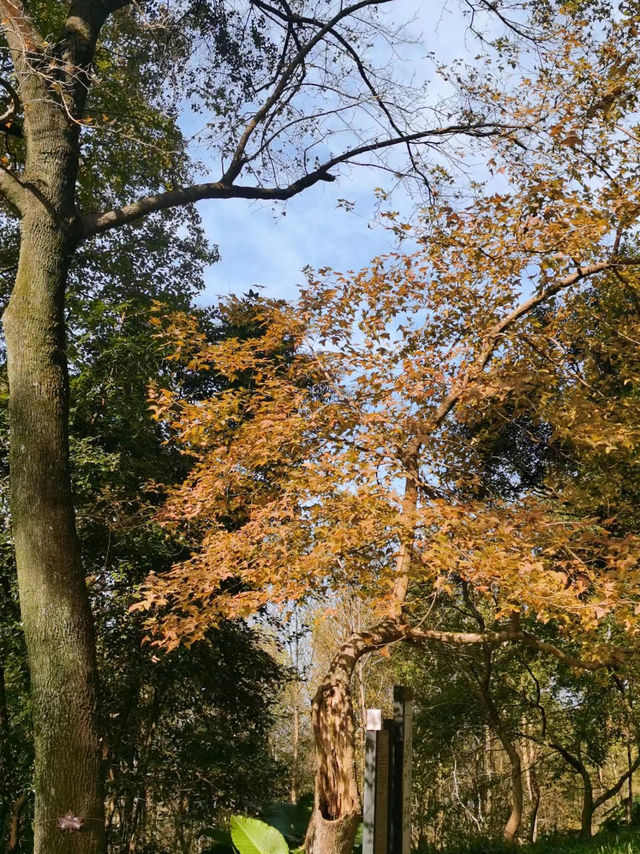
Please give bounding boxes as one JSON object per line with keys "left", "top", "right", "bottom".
{"left": 303, "top": 613, "right": 620, "bottom": 854}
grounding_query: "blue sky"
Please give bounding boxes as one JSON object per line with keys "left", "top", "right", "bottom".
{"left": 192, "top": 1, "right": 482, "bottom": 305}
{"left": 198, "top": 166, "right": 411, "bottom": 302}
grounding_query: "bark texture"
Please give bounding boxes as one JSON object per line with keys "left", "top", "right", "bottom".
{"left": 4, "top": 211, "right": 105, "bottom": 854}
{"left": 0, "top": 6, "right": 108, "bottom": 847}
{"left": 305, "top": 620, "right": 404, "bottom": 854}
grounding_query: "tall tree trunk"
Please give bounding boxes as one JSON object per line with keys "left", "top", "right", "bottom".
{"left": 468, "top": 610, "right": 522, "bottom": 843}
{"left": 305, "top": 620, "right": 404, "bottom": 854}
{"left": 291, "top": 696, "right": 300, "bottom": 804}
{"left": 124, "top": 688, "right": 162, "bottom": 854}
{"left": 548, "top": 742, "right": 594, "bottom": 838}
{"left": 0, "top": 5, "right": 120, "bottom": 850}
{"left": 484, "top": 726, "right": 493, "bottom": 822}
{"left": 523, "top": 735, "right": 540, "bottom": 843}
{"left": 474, "top": 649, "right": 522, "bottom": 842}
{"left": 626, "top": 731, "right": 634, "bottom": 825}
{"left": 0, "top": 664, "right": 10, "bottom": 844}
{"left": 3, "top": 204, "right": 104, "bottom": 853}
{"left": 497, "top": 730, "right": 523, "bottom": 842}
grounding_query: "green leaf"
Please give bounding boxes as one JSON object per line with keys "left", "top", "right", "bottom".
{"left": 230, "top": 816, "right": 289, "bottom": 854}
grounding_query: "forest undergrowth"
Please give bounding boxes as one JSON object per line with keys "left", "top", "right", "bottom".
{"left": 420, "top": 826, "right": 640, "bottom": 854}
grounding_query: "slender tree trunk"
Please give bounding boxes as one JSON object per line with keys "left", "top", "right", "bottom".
{"left": 291, "top": 695, "right": 300, "bottom": 804}
{"left": 3, "top": 202, "right": 104, "bottom": 854}
{"left": 580, "top": 771, "right": 594, "bottom": 838}
{"left": 485, "top": 704, "right": 522, "bottom": 838}
{"left": 124, "top": 688, "right": 162, "bottom": 854}
{"left": 291, "top": 608, "right": 301, "bottom": 804}
{"left": 472, "top": 638, "right": 522, "bottom": 842}
{"left": 484, "top": 726, "right": 493, "bottom": 822}
{"left": 498, "top": 732, "right": 523, "bottom": 842}
{"left": 626, "top": 732, "right": 633, "bottom": 825}
{"left": 523, "top": 736, "right": 540, "bottom": 843}
{"left": 8, "top": 792, "right": 28, "bottom": 853}
{"left": 0, "top": 664, "right": 10, "bottom": 844}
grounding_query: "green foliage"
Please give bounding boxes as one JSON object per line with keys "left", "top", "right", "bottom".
{"left": 230, "top": 816, "right": 289, "bottom": 854}
{"left": 260, "top": 795, "right": 313, "bottom": 847}
{"left": 418, "top": 826, "right": 640, "bottom": 854}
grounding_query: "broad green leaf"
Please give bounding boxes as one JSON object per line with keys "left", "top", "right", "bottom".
{"left": 230, "top": 816, "right": 289, "bottom": 854}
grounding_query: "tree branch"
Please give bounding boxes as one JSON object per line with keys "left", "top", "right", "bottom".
{"left": 62, "top": 1, "right": 132, "bottom": 118}
{"left": 407, "top": 626, "right": 622, "bottom": 671}
{"left": 415, "top": 257, "right": 640, "bottom": 443}
{"left": 593, "top": 752, "right": 640, "bottom": 809}
{"left": 221, "top": 0, "right": 395, "bottom": 186}
{"left": 0, "top": 163, "right": 24, "bottom": 213}
{"left": 0, "top": 76, "right": 18, "bottom": 124}
{"left": 391, "top": 459, "right": 419, "bottom": 614}
{"left": 548, "top": 740, "right": 586, "bottom": 775}
{"left": 80, "top": 122, "right": 508, "bottom": 239}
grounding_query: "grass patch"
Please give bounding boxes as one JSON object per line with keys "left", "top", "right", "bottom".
{"left": 419, "top": 826, "right": 640, "bottom": 854}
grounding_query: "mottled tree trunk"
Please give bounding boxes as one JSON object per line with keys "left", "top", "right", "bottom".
{"left": 305, "top": 620, "right": 404, "bottom": 854}
{"left": 0, "top": 5, "right": 122, "bottom": 851}
{"left": 306, "top": 676, "right": 361, "bottom": 854}
{"left": 2, "top": 95, "right": 105, "bottom": 852}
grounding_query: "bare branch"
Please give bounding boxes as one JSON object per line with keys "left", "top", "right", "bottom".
{"left": 221, "top": 0, "right": 396, "bottom": 185}
{"left": 80, "top": 121, "right": 509, "bottom": 239}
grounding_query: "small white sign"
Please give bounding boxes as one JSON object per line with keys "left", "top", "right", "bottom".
{"left": 366, "top": 708, "right": 383, "bottom": 731}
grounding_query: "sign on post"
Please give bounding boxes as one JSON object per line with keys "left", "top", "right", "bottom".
{"left": 363, "top": 709, "right": 390, "bottom": 854}
{"left": 392, "top": 686, "right": 413, "bottom": 854}
{"left": 362, "top": 688, "right": 413, "bottom": 854}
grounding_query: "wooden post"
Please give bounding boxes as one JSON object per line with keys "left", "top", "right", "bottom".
{"left": 363, "top": 709, "right": 390, "bottom": 854}
{"left": 363, "top": 688, "right": 413, "bottom": 854}
{"left": 390, "top": 686, "right": 413, "bottom": 854}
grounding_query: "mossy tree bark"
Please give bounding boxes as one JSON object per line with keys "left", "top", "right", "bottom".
{"left": 0, "top": 3, "right": 125, "bottom": 851}
{"left": 3, "top": 211, "right": 104, "bottom": 853}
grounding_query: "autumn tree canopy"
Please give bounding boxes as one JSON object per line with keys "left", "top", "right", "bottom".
{"left": 134, "top": 11, "right": 640, "bottom": 847}
{"left": 5, "top": 1, "right": 640, "bottom": 853}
